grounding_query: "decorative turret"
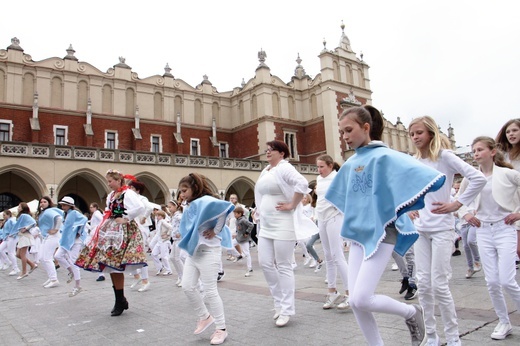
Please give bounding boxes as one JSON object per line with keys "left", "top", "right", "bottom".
{"left": 294, "top": 53, "right": 307, "bottom": 79}
{"left": 256, "top": 49, "right": 269, "bottom": 71}
{"left": 64, "top": 44, "right": 78, "bottom": 61}
{"left": 163, "top": 63, "right": 174, "bottom": 78}
{"left": 339, "top": 21, "right": 352, "bottom": 52}
{"left": 7, "top": 37, "right": 23, "bottom": 52}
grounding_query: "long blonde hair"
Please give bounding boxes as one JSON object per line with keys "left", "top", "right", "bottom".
{"left": 409, "top": 116, "right": 450, "bottom": 161}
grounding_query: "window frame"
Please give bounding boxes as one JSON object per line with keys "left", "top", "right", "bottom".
{"left": 53, "top": 125, "right": 68, "bottom": 146}
{"left": 190, "top": 138, "right": 201, "bottom": 156}
{"left": 0, "top": 120, "right": 13, "bottom": 142}
{"left": 105, "top": 130, "right": 118, "bottom": 150}
{"left": 284, "top": 131, "right": 299, "bottom": 160}
{"left": 219, "top": 142, "right": 229, "bottom": 158}
{"left": 150, "top": 134, "right": 162, "bottom": 153}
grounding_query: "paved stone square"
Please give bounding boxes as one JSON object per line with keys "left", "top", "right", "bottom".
{"left": 1, "top": 242, "right": 519, "bottom": 345}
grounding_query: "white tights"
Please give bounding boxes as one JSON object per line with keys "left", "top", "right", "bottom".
{"left": 348, "top": 242, "right": 415, "bottom": 346}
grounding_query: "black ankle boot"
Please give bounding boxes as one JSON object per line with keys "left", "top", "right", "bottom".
{"left": 111, "top": 288, "right": 128, "bottom": 316}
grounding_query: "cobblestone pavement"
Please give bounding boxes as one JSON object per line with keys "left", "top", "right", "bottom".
{"left": 1, "top": 242, "right": 519, "bottom": 345}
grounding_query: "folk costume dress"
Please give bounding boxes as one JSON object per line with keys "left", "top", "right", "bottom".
{"left": 76, "top": 187, "right": 147, "bottom": 272}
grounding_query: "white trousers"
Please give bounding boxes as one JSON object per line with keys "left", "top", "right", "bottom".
{"left": 319, "top": 215, "right": 349, "bottom": 291}
{"left": 349, "top": 242, "right": 414, "bottom": 346}
{"left": 4, "top": 236, "right": 19, "bottom": 271}
{"left": 415, "top": 230, "right": 459, "bottom": 342}
{"left": 476, "top": 220, "right": 520, "bottom": 324}
{"left": 40, "top": 234, "right": 60, "bottom": 280}
{"left": 258, "top": 237, "right": 295, "bottom": 316}
{"left": 152, "top": 241, "right": 172, "bottom": 273}
{"left": 54, "top": 241, "right": 82, "bottom": 281}
{"left": 182, "top": 245, "right": 226, "bottom": 329}
{"left": 169, "top": 241, "right": 186, "bottom": 279}
{"left": 237, "top": 240, "right": 252, "bottom": 270}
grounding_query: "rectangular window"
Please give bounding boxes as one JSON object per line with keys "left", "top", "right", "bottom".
{"left": 105, "top": 131, "right": 118, "bottom": 149}
{"left": 54, "top": 125, "right": 68, "bottom": 146}
{"left": 151, "top": 135, "right": 161, "bottom": 153}
{"left": 219, "top": 142, "right": 228, "bottom": 158}
{"left": 0, "top": 121, "right": 12, "bottom": 141}
{"left": 284, "top": 132, "right": 298, "bottom": 160}
{"left": 190, "top": 138, "right": 200, "bottom": 156}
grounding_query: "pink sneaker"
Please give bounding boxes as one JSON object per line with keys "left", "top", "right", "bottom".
{"left": 193, "top": 315, "right": 214, "bottom": 334}
{"left": 210, "top": 329, "right": 228, "bottom": 345}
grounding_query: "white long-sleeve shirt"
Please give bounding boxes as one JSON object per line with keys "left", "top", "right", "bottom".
{"left": 414, "top": 150, "right": 486, "bottom": 232}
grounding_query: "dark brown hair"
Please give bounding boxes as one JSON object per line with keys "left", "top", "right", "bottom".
{"left": 266, "top": 140, "right": 290, "bottom": 159}
{"left": 495, "top": 118, "right": 520, "bottom": 161}
{"left": 37, "top": 196, "right": 55, "bottom": 216}
{"left": 178, "top": 173, "right": 217, "bottom": 202}
{"left": 339, "top": 105, "right": 384, "bottom": 141}
{"left": 128, "top": 180, "right": 145, "bottom": 194}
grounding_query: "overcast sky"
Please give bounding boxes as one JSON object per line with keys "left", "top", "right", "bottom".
{"left": 2, "top": 0, "right": 519, "bottom": 147}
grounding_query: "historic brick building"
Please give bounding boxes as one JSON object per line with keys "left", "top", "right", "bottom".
{"left": 0, "top": 25, "right": 456, "bottom": 212}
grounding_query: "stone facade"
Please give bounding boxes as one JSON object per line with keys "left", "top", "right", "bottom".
{"left": 0, "top": 27, "right": 456, "bottom": 213}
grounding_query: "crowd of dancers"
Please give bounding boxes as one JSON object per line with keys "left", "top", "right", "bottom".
{"left": 1, "top": 111, "right": 520, "bottom": 346}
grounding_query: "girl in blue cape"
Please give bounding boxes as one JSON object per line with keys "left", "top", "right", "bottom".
{"left": 54, "top": 196, "right": 88, "bottom": 297}
{"left": 325, "top": 105, "right": 445, "bottom": 346}
{"left": 178, "top": 173, "right": 233, "bottom": 346}
{"left": 14, "top": 202, "right": 37, "bottom": 279}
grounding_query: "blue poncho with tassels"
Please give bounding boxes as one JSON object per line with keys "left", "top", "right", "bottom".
{"left": 325, "top": 142, "right": 445, "bottom": 259}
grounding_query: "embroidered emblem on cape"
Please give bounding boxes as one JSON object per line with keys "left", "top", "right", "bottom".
{"left": 353, "top": 172, "right": 373, "bottom": 193}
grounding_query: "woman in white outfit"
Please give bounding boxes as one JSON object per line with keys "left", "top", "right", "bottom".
{"left": 0, "top": 210, "right": 18, "bottom": 274}
{"left": 36, "top": 196, "right": 64, "bottom": 288}
{"left": 316, "top": 154, "right": 350, "bottom": 310}
{"left": 168, "top": 200, "right": 185, "bottom": 286}
{"left": 128, "top": 180, "right": 153, "bottom": 292}
{"left": 459, "top": 136, "right": 520, "bottom": 340}
{"left": 54, "top": 196, "right": 88, "bottom": 297}
{"left": 255, "top": 140, "right": 318, "bottom": 327}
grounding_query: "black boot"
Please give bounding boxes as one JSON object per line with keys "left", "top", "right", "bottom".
{"left": 111, "top": 287, "right": 129, "bottom": 316}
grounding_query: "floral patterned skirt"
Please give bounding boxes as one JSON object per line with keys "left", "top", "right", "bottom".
{"left": 75, "top": 220, "right": 147, "bottom": 272}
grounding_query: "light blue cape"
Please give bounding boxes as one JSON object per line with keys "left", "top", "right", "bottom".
{"left": 325, "top": 142, "right": 445, "bottom": 259}
{"left": 59, "top": 209, "right": 88, "bottom": 250}
{"left": 37, "top": 207, "right": 64, "bottom": 237}
{"left": 14, "top": 214, "right": 36, "bottom": 232}
{"left": 179, "top": 195, "right": 234, "bottom": 256}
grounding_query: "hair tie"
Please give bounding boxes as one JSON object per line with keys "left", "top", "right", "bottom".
{"left": 123, "top": 174, "right": 137, "bottom": 182}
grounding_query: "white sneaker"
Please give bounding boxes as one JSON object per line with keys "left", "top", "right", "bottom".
{"left": 130, "top": 278, "right": 143, "bottom": 289}
{"left": 175, "top": 278, "right": 182, "bottom": 287}
{"left": 8, "top": 269, "right": 20, "bottom": 276}
{"left": 275, "top": 315, "right": 290, "bottom": 327}
{"left": 391, "top": 263, "right": 399, "bottom": 271}
{"left": 308, "top": 259, "right": 317, "bottom": 268}
{"left": 138, "top": 282, "right": 150, "bottom": 292}
{"left": 491, "top": 321, "right": 512, "bottom": 340}
{"left": 69, "top": 287, "right": 82, "bottom": 297}
{"left": 42, "top": 279, "right": 51, "bottom": 287}
{"left": 447, "top": 339, "right": 462, "bottom": 346}
{"left": 323, "top": 292, "right": 342, "bottom": 309}
{"left": 473, "top": 261, "right": 482, "bottom": 272}
{"left": 303, "top": 257, "right": 311, "bottom": 266}
{"left": 273, "top": 308, "right": 281, "bottom": 320}
{"left": 314, "top": 261, "right": 323, "bottom": 273}
{"left": 465, "top": 268, "right": 475, "bottom": 278}
{"left": 336, "top": 295, "right": 350, "bottom": 310}
{"left": 245, "top": 270, "right": 253, "bottom": 277}
{"left": 44, "top": 280, "right": 60, "bottom": 288}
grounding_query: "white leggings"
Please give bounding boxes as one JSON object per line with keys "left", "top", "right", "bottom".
{"left": 40, "top": 234, "right": 60, "bottom": 280}
{"left": 319, "top": 215, "right": 348, "bottom": 291}
{"left": 54, "top": 242, "right": 82, "bottom": 281}
{"left": 169, "top": 241, "right": 186, "bottom": 279}
{"left": 0, "top": 236, "right": 19, "bottom": 271}
{"left": 349, "top": 242, "right": 415, "bottom": 346}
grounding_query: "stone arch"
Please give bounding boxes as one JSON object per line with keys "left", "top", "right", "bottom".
{"left": 224, "top": 176, "right": 255, "bottom": 207}
{"left": 203, "top": 176, "right": 219, "bottom": 197}
{"left": 0, "top": 165, "right": 47, "bottom": 209}
{"left": 57, "top": 168, "right": 109, "bottom": 213}
{"left": 134, "top": 171, "right": 170, "bottom": 205}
